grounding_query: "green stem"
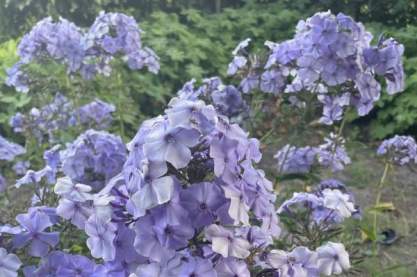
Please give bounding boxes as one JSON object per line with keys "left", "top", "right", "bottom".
{"left": 116, "top": 73, "right": 125, "bottom": 139}
{"left": 372, "top": 162, "right": 390, "bottom": 254}
{"left": 337, "top": 115, "right": 347, "bottom": 138}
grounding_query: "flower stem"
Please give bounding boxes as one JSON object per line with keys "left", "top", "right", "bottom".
{"left": 372, "top": 162, "right": 390, "bottom": 255}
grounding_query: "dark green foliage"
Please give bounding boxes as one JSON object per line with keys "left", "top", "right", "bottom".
{"left": 0, "top": 0, "right": 246, "bottom": 42}
{"left": 283, "top": 0, "right": 417, "bottom": 27}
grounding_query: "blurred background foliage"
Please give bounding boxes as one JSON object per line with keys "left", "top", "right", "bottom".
{"left": 1, "top": 0, "right": 417, "bottom": 140}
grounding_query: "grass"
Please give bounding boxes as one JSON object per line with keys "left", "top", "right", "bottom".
{"left": 261, "top": 135, "right": 417, "bottom": 276}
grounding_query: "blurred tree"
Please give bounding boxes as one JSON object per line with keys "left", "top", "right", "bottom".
{"left": 0, "top": 0, "right": 246, "bottom": 42}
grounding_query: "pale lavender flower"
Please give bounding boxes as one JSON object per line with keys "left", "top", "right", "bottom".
{"left": 377, "top": 135, "right": 417, "bottom": 165}
{"left": 76, "top": 99, "right": 115, "bottom": 128}
{"left": 266, "top": 247, "right": 319, "bottom": 277}
{"left": 56, "top": 198, "right": 92, "bottom": 229}
{"left": 317, "top": 133, "right": 351, "bottom": 172}
{"left": 317, "top": 242, "right": 350, "bottom": 275}
{"left": 143, "top": 125, "right": 200, "bottom": 169}
{"left": 85, "top": 215, "right": 117, "bottom": 261}
{"left": 322, "top": 189, "right": 356, "bottom": 218}
{"left": 205, "top": 224, "right": 251, "bottom": 259}
{"left": 274, "top": 144, "right": 317, "bottom": 174}
{"left": 0, "top": 248, "right": 22, "bottom": 277}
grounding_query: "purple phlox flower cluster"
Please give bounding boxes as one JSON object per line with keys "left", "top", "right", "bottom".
{"left": 0, "top": 248, "right": 22, "bottom": 277}
{"left": 175, "top": 77, "right": 248, "bottom": 120}
{"left": 12, "top": 208, "right": 59, "bottom": 257}
{"left": 316, "top": 133, "right": 351, "bottom": 172}
{"left": 0, "top": 135, "right": 25, "bottom": 161}
{"left": 54, "top": 178, "right": 121, "bottom": 262}
{"left": 263, "top": 242, "right": 350, "bottom": 276}
{"left": 363, "top": 38, "right": 405, "bottom": 95}
{"left": 7, "top": 12, "right": 159, "bottom": 92}
{"left": 318, "top": 93, "right": 350, "bottom": 125}
{"left": 9, "top": 93, "right": 75, "bottom": 143}
{"left": 10, "top": 93, "right": 115, "bottom": 144}
{"left": 377, "top": 135, "right": 417, "bottom": 165}
{"left": 274, "top": 144, "right": 317, "bottom": 174}
{"left": 50, "top": 130, "right": 134, "bottom": 264}
{"left": 60, "top": 129, "right": 126, "bottom": 192}
{"left": 275, "top": 133, "right": 350, "bottom": 174}
{"left": 278, "top": 179, "right": 357, "bottom": 226}
{"left": 53, "top": 130, "right": 125, "bottom": 230}
{"left": 228, "top": 11, "right": 405, "bottom": 123}
{"left": 85, "top": 11, "right": 160, "bottom": 74}
{"left": 211, "top": 84, "right": 249, "bottom": 119}
{"left": 75, "top": 99, "right": 115, "bottom": 129}
{"left": 15, "top": 145, "right": 60, "bottom": 189}
{"left": 69, "top": 81, "right": 279, "bottom": 275}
